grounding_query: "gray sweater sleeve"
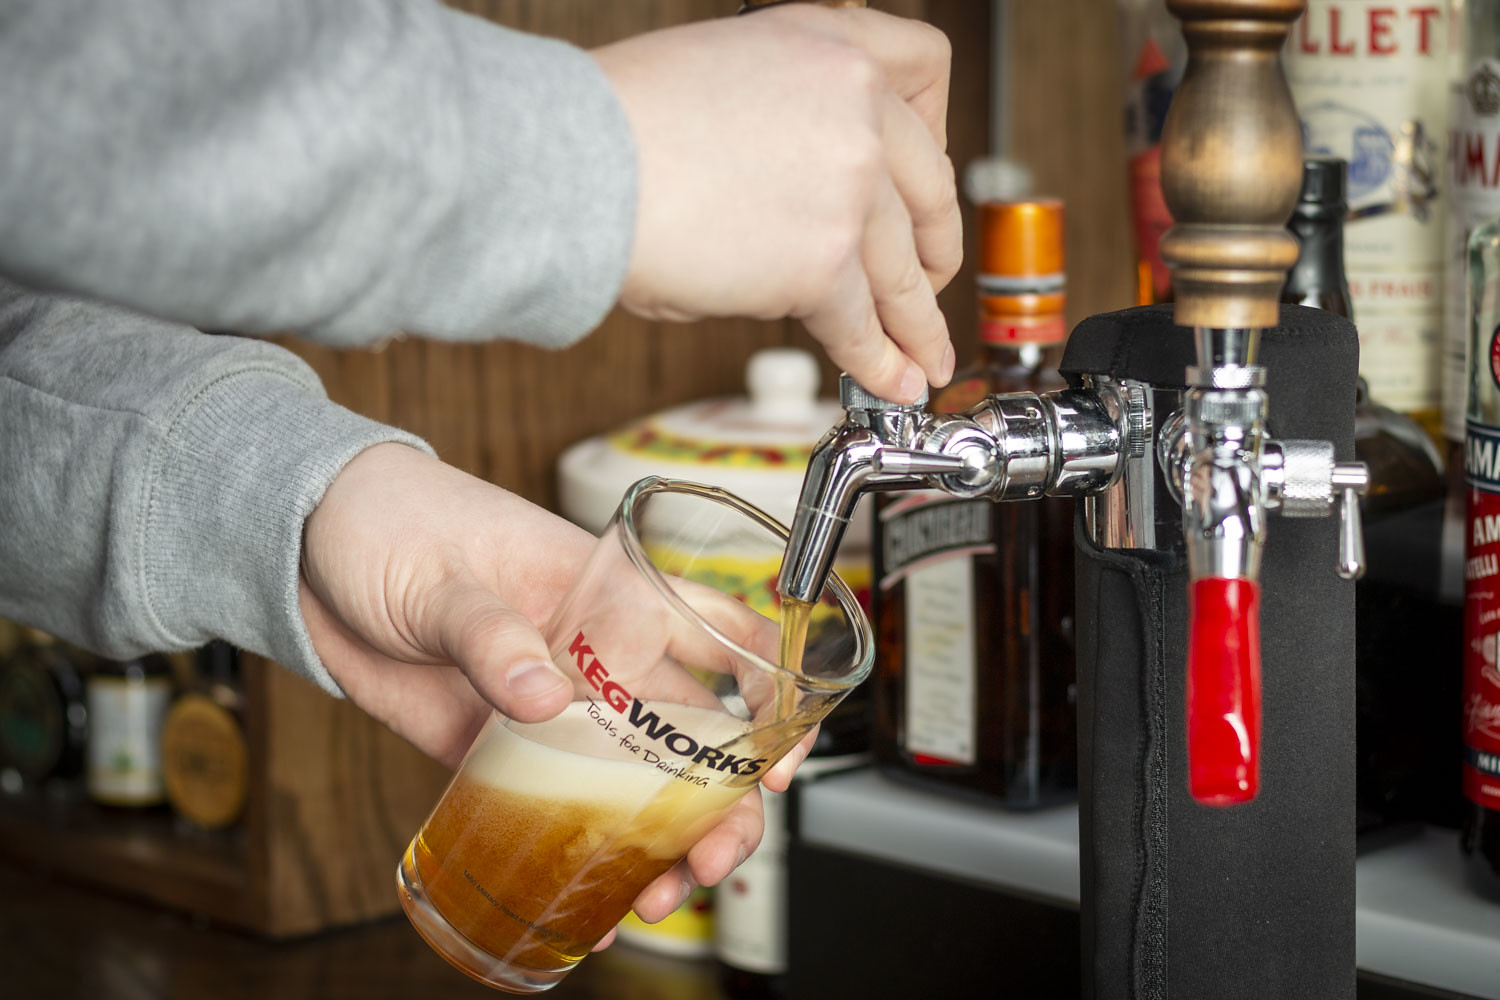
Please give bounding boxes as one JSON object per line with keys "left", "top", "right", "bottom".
{"left": 0, "top": 280, "right": 434, "bottom": 696}
{"left": 1, "top": 0, "right": 636, "bottom": 349}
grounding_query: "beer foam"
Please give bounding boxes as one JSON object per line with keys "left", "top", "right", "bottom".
{"left": 460, "top": 701, "right": 752, "bottom": 807}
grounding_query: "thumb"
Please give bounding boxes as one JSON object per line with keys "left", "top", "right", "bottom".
{"left": 429, "top": 578, "right": 573, "bottom": 722}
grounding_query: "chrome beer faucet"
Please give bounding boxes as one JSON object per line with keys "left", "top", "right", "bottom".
{"left": 781, "top": 350, "right": 1367, "bottom": 806}
{"left": 778, "top": 375, "right": 1144, "bottom": 606}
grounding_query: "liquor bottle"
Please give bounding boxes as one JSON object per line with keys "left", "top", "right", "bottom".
{"left": 1285, "top": 0, "right": 1450, "bottom": 436}
{"left": 161, "top": 641, "right": 249, "bottom": 830}
{"left": 1461, "top": 215, "right": 1500, "bottom": 902}
{"left": 1284, "top": 157, "right": 1452, "bottom": 844}
{"left": 1441, "top": 0, "right": 1500, "bottom": 448}
{"left": 0, "top": 628, "right": 88, "bottom": 792}
{"left": 870, "top": 200, "right": 1077, "bottom": 809}
{"left": 86, "top": 653, "right": 173, "bottom": 807}
{"left": 1117, "top": 0, "right": 1186, "bottom": 305}
{"left": 1440, "top": 2, "right": 1500, "bottom": 604}
{"left": 715, "top": 750, "right": 867, "bottom": 1000}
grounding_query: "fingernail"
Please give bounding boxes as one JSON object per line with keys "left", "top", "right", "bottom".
{"left": 734, "top": 845, "right": 748, "bottom": 869}
{"left": 507, "top": 658, "right": 568, "bottom": 700}
{"left": 940, "top": 344, "right": 956, "bottom": 384}
{"left": 676, "top": 880, "right": 695, "bottom": 907}
{"left": 899, "top": 364, "right": 925, "bottom": 402}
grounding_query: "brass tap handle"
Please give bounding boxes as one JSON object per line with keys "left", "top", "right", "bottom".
{"left": 1159, "top": 0, "right": 1305, "bottom": 330}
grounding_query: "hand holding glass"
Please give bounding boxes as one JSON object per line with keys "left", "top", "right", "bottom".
{"left": 397, "top": 478, "right": 872, "bottom": 993}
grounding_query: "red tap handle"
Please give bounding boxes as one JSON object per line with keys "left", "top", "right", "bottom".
{"left": 1186, "top": 577, "right": 1262, "bottom": 806}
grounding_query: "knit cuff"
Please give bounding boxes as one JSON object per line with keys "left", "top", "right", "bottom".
{"left": 332, "top": 12, "right": 639, "bottom": 348}
{"left": 141, "top": 367, "right": 434, "bottom": 696}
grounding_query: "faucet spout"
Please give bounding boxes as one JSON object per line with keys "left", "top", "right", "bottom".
{"left": 778, "top": 422, "right": 891, "bottom": 605}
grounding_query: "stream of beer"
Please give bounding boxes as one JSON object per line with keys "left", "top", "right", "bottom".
{"left": 775, "top": 596, "right": 814, "bottom": 720}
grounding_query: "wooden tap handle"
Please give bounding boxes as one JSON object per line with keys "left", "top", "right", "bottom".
{"left": 739, "top": 0, "right": 866, "bottom": 10}
{"left": 1160, "top": 0, "right": 1305, "bottom": 330}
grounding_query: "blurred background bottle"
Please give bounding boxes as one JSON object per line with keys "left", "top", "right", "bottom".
{"left": 0, "top": 627, "right": 87, "bottom": 796}
{"left": 161, "top": 641, "right": 249, "bottom": 832}
{"left": 86, "top": 653, "right": 173, "bottom": 808}
{"left": 1283, "top": 156, "right": 1457, "bottom": 845}
{"left": 1461, "top": 215, "right": 1500, "bottom": 902}
{"left": 1441, "top": 0, "right": 1500, "bottom": 451}
{"left": 1441, "top": 1, "right": 1500, "bottom": 608}
{"left": 1285, "top": 0, "right": 1450, "bottom": 438}
{"left": 715, "top": 747, "right": 868, "bottom": 1000}
{"left": 870, "top": 200, "right": 1076, "bottom": 809}
{"left": 1117, "top": 0, "right": 1187, "bottom": 305}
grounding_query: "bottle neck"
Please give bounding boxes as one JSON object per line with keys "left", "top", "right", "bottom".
{"left": 1282, "top": 209, "right": 1352, "bottom": 321}
{"left": 198, "top": 641, "right": 240, "bottom": 687}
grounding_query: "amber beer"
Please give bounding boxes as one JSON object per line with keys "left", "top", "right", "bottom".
{"left": 401, "top": 702, "right": 753, "bottom": 984}
{"left": 400, "top": 478, "right": 874, "bottom": 993}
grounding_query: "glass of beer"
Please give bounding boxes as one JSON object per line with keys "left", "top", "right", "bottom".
{"left": 397, "top": 477, "right": 872, "bottom": 993}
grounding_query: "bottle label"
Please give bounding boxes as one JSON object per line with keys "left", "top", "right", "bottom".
{"left": 880, "top": 493, "right": 992, "bottom": 767}
{"left": 1285, "top": 1, "right": 1448, "bottom": 414}
{"left": 86, "top": 676, "right": 171, "bottom": 804}
{"left": 1444, "top": 59, "right": 1500, "bottom": 440}
{"left": 714, "top": 786, "right": 787, "bottom": 974}
{"left": 1466, "top": 419, "right": 1500, "bottom": 808}
{"left": 978, "top": 312, "right": 1068, "bottom": 346}
{"left": 162, "top": 695, "right": 249, "bottom": 829}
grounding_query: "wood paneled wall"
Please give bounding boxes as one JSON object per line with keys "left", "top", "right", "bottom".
{"left": 1008, "top": 0, "right": 1137, "bottom": 330}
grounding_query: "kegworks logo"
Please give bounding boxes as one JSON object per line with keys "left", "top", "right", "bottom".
{"left": 569, "top": 632, "right": 766, "bottom": 777}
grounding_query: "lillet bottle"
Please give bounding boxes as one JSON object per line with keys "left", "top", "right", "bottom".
{"left": 870, "top": 200, "right": 1077, "bottom": 809}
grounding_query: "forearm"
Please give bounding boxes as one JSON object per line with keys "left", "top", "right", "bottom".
{"left": 0, "top": 281, "right": 432, "bottom": 695}
{"left": 0, "top": 0, "right": 635, "bottom": 348}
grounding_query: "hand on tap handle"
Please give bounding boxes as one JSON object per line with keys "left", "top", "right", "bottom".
{"left": 594, "top": 2, "right": 962, "bottom": 404}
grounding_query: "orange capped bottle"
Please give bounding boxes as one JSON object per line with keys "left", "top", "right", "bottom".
{"left": 870, "top": 200, "right": 1077, "bottom": 808}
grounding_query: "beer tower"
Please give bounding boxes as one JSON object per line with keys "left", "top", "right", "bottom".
{"left": 774, "top": 1, "right": 1366, "bottom": 996}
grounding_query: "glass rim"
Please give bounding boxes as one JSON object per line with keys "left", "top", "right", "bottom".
{"left": 613, "top": 476, "right": 874, "bottom": 694}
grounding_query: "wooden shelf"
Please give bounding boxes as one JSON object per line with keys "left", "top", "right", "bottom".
{"left": 0, "top": 791, "right": 251, "bottom": 926}
{"left": 0, "top": 656, "right": 450, "bottom": 938}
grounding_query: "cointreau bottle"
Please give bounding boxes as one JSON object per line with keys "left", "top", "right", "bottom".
{"left": 870, "top": 200, "right": 1077, "bottom": 809}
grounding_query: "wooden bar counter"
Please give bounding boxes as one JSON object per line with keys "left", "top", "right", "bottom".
{"left": 0, "top": 861, "right": 729, "bottom": 1000}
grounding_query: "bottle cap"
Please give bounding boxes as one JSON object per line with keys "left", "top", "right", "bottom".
{"left": 978, "top": 199, "right": 1065, "bottom": 279}
{"left": 1296, "top": 157, "right": 1347, "bottom": 214}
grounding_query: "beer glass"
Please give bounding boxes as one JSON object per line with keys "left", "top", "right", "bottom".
{"left": 398, "top": 478, "right": 872, "bottom": 993}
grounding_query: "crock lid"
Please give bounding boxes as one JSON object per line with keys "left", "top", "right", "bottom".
{"left": 557, "top": 349, "right": 868, "bottom": 543}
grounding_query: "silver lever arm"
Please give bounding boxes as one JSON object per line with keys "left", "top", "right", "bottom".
{"left": 872, "top": 450, "right": 969, "bottom": 477}
{"left": 1333, "top": 465, "right": 1368, "bottom": 580}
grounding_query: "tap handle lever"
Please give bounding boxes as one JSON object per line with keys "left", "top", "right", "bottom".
{"left": 872, "top": 449, "right": 968, "bottom": 478}
{"left": 1335, "top": 465, "right": 1367, "bottom": 580}
{"left": 1187, "top": 577, "right": 1263, "bottom": 806}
